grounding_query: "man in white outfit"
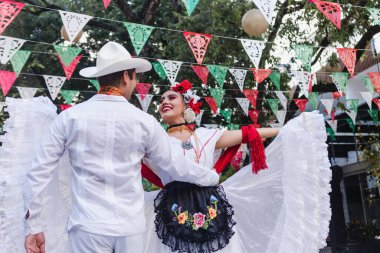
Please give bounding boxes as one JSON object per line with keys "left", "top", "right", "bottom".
{"left": 24, "top": 42, "right": 219, "bottom": 253}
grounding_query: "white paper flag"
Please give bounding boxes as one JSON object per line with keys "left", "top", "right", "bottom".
{"left": 136, "top": 94, "right": 153, "bottom": 112}
{"left": 0, "top": 102, "right": 4, "bottom": 111}
{"left": 288, "top": 71, "right": 310, "bottom": 98}
{"left": 326, "top": 120, "right": 338, "bottom": 134}
{"left": 269, "top": 123, "right": 283, "bottom": 128}
{"left": 368, "top": 8, "right": 380, "bottom": 24}
{"left": 229, "top": 68, "right": 247, "bottom": 92}
{"left": 0, "top": 36, "right": 25, "bottom": 64}
{"left": 195, "top": 110, "right": 204, "bottom": 126}
{"left": 59, "top": 11, "right": 93, "bottom": 42}
{"left": 360, "top": 92, "right": 374, "bottom": 110}
{"left": 204, "top": 124, "right": 218, "bottom": 129}
{"left": 240, "top": 39, "right": 265, "bottom": 69}
{"left": 158, "top": 59, "right": 183, "bottom": 86}
{"left": 347, "top": 110, "right": 357, "bottom": 125}
{"left": 17, "top": 87, "right": 38, "bottom": 99}
{"left": 251, "top": 0, "right": 278, "bottom": 24}
{"left": 274, "top": 91, "right": 287, "bottom": 109}
{"left": 320, "top": 99, "right": 334, "bottom": 117}
{"left": 43, "top": 75, "right": 66, "bottom": 100}
{"left": 275, "top": 110, "right": 286, "bottom": 126}
{"left": 236, "top": 97, "right": 250, "bottom": 116}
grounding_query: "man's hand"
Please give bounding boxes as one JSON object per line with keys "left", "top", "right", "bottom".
{"left": 25, "top": 233, "right": 45, "bottom": 253}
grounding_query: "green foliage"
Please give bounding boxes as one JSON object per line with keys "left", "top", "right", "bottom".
{"left": 344, "top": 220, "right": 380, "bottom": 242}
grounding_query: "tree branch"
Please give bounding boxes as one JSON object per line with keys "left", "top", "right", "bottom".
{"left": 139, "top": 0, "right": 161, "bottom": 24}
{"left": 354, "top": 25, "right": 380, "bottom": 62}
{"left": 311, "top": 34, "right": 329, "bottom": 66}
{"left": 113, "top": 0, "right": 137, "bottom": 22}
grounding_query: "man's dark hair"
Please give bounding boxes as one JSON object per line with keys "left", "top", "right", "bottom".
{"left": 97, "top": 69, "right": 135, "bottom": 87}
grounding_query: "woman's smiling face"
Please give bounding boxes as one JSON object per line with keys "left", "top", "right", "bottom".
{"left": 158, "top": 90, "right": 186, "bottom": 124}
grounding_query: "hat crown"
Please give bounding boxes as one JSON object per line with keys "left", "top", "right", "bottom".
{"left": 96, "top": 42, "right": 132, "bottom": 69}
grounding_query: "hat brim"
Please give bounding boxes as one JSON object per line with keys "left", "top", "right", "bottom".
{"left": 79, "top": 58, "right": 152, "bottom": 78}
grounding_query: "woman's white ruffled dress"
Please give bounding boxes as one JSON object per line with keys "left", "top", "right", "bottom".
{"left": 0, "top": 97, "right": 331, "bottom": 253}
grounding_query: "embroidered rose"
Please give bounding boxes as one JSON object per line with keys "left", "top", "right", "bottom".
{"left": 177, "top": 211, "right": 188, "bottom": 224}
{"left": 193, "top": 212, "right": 206, "bottom": 229}
{"left": 208, "top": 207, "right": 217, "bottom": 219}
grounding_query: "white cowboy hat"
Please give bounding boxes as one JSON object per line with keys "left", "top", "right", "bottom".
{"left": 79, "top": 41, "right": 152, "bottom": 78}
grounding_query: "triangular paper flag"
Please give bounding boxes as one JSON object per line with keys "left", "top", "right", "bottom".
{"left": 337, "top": 48, "right": 357, "bottom": 78}
{"left": 136, "top": 94, "right": 153, "bottom": 112}
{"left": 103, "top": 0, "right": 112, "bottom": 9}
{"left": 251, "top": 0, "right": 277, "bottom": 24}
{"left": 158, "top": 60, "right": 183, "bottom": 86}
{"left": 17, "top": 86, "right": 37, "bottom": 99}
{"left": 0, "top": 102, "right": 4, "bottom": 111}
{"left": 236, "top": 97, "right": 250, "bottom": 116}
{"left": 124, "top": 22, "right": 155, "bottom": 55}
{"left": 294, "top": 99, "right": 308, "bottom": 112}
{"left": 360, "top": 92, "right": 373, "bottom": 109}
{"left": 275, "top": 110, "right": 286, "bottom": 125}
{"left": 330, "top": 72, "right": 349, "bottom": 95}
{"left": 207, "top": 65, "right": 228, "bottom": 88}
{"left": 292, "top": 44, "right": 313, "bottom": 71}
{"left": 346, "top": 118, "right": 355, "bottom": 131}
{"left": 367, "top": 72, "right": 380, "bottom": 96}
{"left": 183, "top": 32, "right": 212, "bottom": 65}
{"left": 220, "top": 109, "right": 232, "bottom": 125}
{"left": 274, "top": 91, "right": 287, "bottom": 109}
{"left": 152, "top": 62, "right": 167, "bottom": 79}
{"left": 333, "top": 91, "right": 343, "bottom": 99}
{"left": 89, "top": 80, "right": 100, "bottom": 91}
{"left": 346, "top": 99, "right": 359, "bottom": 113}
{"left": 346, "top": 110, "right": 357, "bottom": 125}
{"left": 54, "top": 45, "right": 82, "bottom": 66}
{"left": 240, "top": 39, "right": 265, "bottom": 69}
{"left": 10, "top": 50, "right": 30, "bottom": 76}
{"left": 43, "top": 75, "right": 66, "bottom": 100}
{"left": 229, "top": 68, "right": 247, "bottom": 92}
{"left": 136, "top": 83, "right": 152, "bottom": 100}
{"left": 326, "top": 127, "right": 336, "bottom": 140}
{"left": 192, "top": 65, "right": 209, "bottom": 85}
{"left": 252, "top": 68, "right": 272, "bottom": 83}
{"left": 181, "top": 0, "right": 200, "bottom": 16}
{"left": 195, "top": 109, "right": 204, "bottom": 126}
{"left": 204, "top": 97, "right": 218, "bottom": 114}
{"left": 0, "top": 1, "right": 25, "bottom": 35}
{"left": 368, "top": 8, "right": 380, "bottom": 25}
{"left": 57, "top": 54, "right": 82, "bottom": 80}
{"left": 320, "top": 98, "right": 334, "bottom": 116}
{"left": 248, "top": 110, "right": 260, "bottom": 124}
{"left": 331, "top": 110, "right": 336, "bottom": 122}
{"left": 0, "top": 35, "right": 25, "bottom": 64}
{"left": 60, "top": 90, "right": 79, "bottom": 104}
{"left": 59, "top": 104, "right": 73, "bottom": 111}
{"left": 59, "top": 10, "right": 92, "bottom": 42}
{"left": 308, "top": 92, "right": 319, "bottom": 110}
{"left": 368, "top": 109, "right": 379, "bottom": 121}
{"left": 228, "top": 124, "right": 240, "bottom": 130}
{"left": 204, "top": 124, "right": 218, "bottom": 129}
{"left": 327, "top": 119, "right": 338, "bottom": 134}
{"left": 266, "top": 98, "right": 279, "bottom": 114}
{"left": 243, "top": 89, "right": 259, "bottom": 109}
{"left": 288, "top": 71, "right": 311, "bottom": 98}
{"left": 0, "top": 70, "right": 17, "bottom": 96}
{"left": 373, "top": 98, "right": 380, "bottom": 111}
{"left": 209, "top": 88, "right": 225, "bottom": 108}
{"left": 269, "top": 71, "right": 281, "bottom": 90}
{"left": 311, "top": 0, "right": 341, "bottom": 29}
{"left": 362, "top": 76, "right": 374, "bottom": 93}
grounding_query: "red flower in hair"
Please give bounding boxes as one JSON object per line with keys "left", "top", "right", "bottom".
{"left": 188, "top": 98, "right": 202, "bottom": 114}
{"left": 171, "top": 80, "right": 192, "bottom": 94}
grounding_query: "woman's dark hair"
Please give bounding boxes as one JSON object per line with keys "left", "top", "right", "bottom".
{"left": 97, "top": 69, "right": 135, "bottom": 87}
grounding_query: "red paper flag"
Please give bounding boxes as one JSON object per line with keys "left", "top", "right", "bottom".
{"left": 333, "top": 91, "right": 344, "bottom": 99}
{"left": 243, "top": 89, "right": 259, "bottom": 108}
{"left": 311, "top": 0, "right": 341, "bottom": 29}
{"left": 136, "top": 83, "right": 152, "bottom": 100}
{"left": 183, "top": 32, "right": 212, "bottom": 65}
{"left": 187, "top": 124, "right": 196, "bottom": 131}
{"left": 204, "top": 97, "right": 218, "bottom": 114}
{"left": 248, "top": 110, "right": 260, "bottom": 124}
{"left": 337, "top": 48, "right": 357, "bottom": 78}
{"left": 103, "top": 0, "right": 111, "bottom": 9}
{"left": 294, "top": 99, "right": 308, "bottom": 112}
{"left": 374, "top": 98, "right": 380, "bottom": 111}
{"left": 0, "top": 1, "right": 25, "bottom": 35}
{"left": 368, "top": 72, "right": 380, "bottom": 96}
{"left": 0, "top": 70, "right": 17, "bottom": 96}
{"left": 57, "top": 54, "right": 82, "bottom": 80}
{"left": 231, "top": 150, "right": 243, "bottom": 171}
{"left": 59, "top": 104, "right": 73, "bottom": 111}
{"left": 252, "top": 68, "right": 272, "bottom": 83}
{"left": 192, "top": 65, "right": 209, "bottom": 84}
{"left": 331, "top": 110, "right": 335, "bottom": 122}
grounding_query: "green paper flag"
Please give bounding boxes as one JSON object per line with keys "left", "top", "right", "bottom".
{"left": 160, "top": 123, "right": 168, "bottom": 130}
{"left": 89, "top": 80, "right": 100, "bottom": 91}
{"left": 326, "top": 127, "right": 336, "bottom": 141}
{"left": 207, "top": 65, "right": 228, "bottom": 88}
{"left": 54, "top": 45, "right": 82, "bottom": 66}
{"left": 220, "top": 109, "right": 232, "bottom": 125}
{"left": 266, "top": 98, "right": 279, "bottom": 114}
{"left": 346, "top": 99, "right": 359, "bottom": 113}
{"left": 269, "top": 71, "right": 281, "bottom": 90}
{"left": 228, "top": 124, "right": 240, "bottom": 130}
{"left": 10, "top": 50, "right": 31, "bottom": 76}
{"left": 368, "top": 109, "right": 379, "bottom": 121}
{"left": 331, "top": 72, "right": 349, "bottom": 94}
{"left": 209, "top": 88, "right": 225, "bottom": 108}
{"left": 181, "top": 0, "right": 200, "bottom": 16}
{"left": 152, "top": 62, "right": 167, "bottom": 79}
{"left": 308, "top": 92, "right": 319, "bottom": 110}
{"left": 124, "top": 22, "right": 155, "bottom": 56}
{"left": 60, "top": 90, "right": 79, "bottom": 104}
{"left": 362, "top": 76, "right": 374, "bottom": 93}
{"left": 292, "top": 44, "right": 313, "bottom": 71}
{"left": 346, "top": 118, "right": 355, "bottom": 131}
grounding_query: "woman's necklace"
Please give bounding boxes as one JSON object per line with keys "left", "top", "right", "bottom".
{"left": 167, "top": 123, "right": 194, "bottom": 150}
